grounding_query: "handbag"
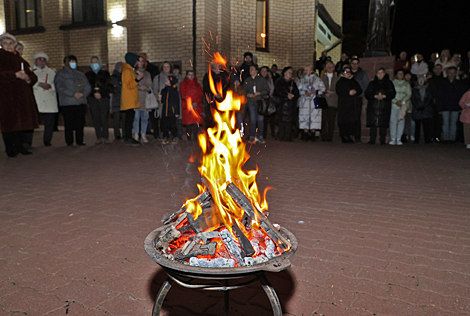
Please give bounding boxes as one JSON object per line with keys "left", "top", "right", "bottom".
{"left": 314, "top": 92, "right": 328, "bottom": 109}
{"left": 145, "top": 89, "right": 160, "bottom": 110}
{"left": 257, "top": 97, "right": 269, "bottom": 115}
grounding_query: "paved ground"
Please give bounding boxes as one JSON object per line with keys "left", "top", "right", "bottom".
{"left": 0, "top": 127, "right": 469, "bottom": 316}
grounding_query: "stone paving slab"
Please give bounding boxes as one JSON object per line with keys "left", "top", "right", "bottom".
{"left": 0, "top": 127, "right": 469, "bottom": 315}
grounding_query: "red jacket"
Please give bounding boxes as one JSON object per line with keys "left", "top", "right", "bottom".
{"left": 180, "top": 76, "right": 203, "bottom": 125}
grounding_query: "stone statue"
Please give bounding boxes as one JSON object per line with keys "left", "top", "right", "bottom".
{"left": 365, "top": 0, "right": 392, "bottom": 56}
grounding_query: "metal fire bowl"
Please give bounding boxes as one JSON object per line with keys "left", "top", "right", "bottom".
{"left": 144, "top": 226, "right": 298, "bottom": 279}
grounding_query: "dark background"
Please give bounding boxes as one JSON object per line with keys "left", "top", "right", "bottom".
{"left": 342, "top": 0, "right": 470, "bottom": 60}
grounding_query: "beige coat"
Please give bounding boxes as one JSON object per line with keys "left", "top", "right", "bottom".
{"left": 321, "top": 73, "right": 340, "bottom": 108}
{"left": 33, "top": 66, "right": 58, "bottom": 113}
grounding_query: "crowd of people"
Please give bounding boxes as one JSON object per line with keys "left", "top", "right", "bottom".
{"left": 1, "top": 31, "right": 470, "bottom": 158}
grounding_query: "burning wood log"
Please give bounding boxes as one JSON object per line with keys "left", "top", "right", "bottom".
{"left": 155, "top": 225, "right": 181, "bottom": 252}
{"left": 219, "top": 229, "right": 246, "bottom": 266}
{"left": 174, "top": 241, "right": 217, "bottom": 261}
{"left": 231, "top": 222, "right": 255, "bottom": 257}
{"left": 225, "top": 183, "right": 291, "bottom": 251}
{"left": 163, "top": 190, "right": 212, "bottom": 225}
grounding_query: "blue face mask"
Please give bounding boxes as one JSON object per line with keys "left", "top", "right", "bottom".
{"left": 91, "top": 63, "right": 101, "bottom": 73}
{"left": 69, "top": 62, "right": 77, "bottom": 70}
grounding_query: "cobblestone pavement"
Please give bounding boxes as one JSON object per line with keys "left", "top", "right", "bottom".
{"left": 0, "top": 127, "right": 469, "bottom": 316}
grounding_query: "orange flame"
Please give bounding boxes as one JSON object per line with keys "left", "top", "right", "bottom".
{"left": 185, "top": 97, "right": 202, "bottom": 123}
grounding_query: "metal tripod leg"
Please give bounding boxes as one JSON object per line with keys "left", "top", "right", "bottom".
{"left": 259, "top": 273, "right": 283, "bottom": 316}
{"left": 152, "top": 278, "right": 172, "bottom": 316}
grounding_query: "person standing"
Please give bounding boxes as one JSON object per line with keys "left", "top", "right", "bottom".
{"left": 436, "top": 67, "right": 466, "bottom": 144}
{"left": 160, "top": 76, "right": 181, "bottom": 143}
{"left": 365, "top": 68, "right": 396, "bottom": 145}
{"left": 336, "top": 66, "right": 362, "bottom": 143}
{"left": 152, "top": 61, "right": 174, "bottom": 139}
{"left": 321, "top": 61, "right": 340, "bottom": 142}
{"left": 335, "top": 53, "right": 349, "bottom": 75}
{"left": 110, "top": 62, "right": 123, "bottom": 140}
{"left": 202, "top": 61, "right": 230, "bottom": 129}
{"left": 243, "top": 65, "right": 270, "bottom": 144}
{"left": 271, "top": 64, "right": 280, "bottom": 83}
{"left": 411, "top": 54, "right": 429, "bottom": 77}
{"left": 260, "top": 66, "right": 276, "bottom": 140}
{"left": 350, "top": 57, "right": 370, "bottom": 142}
{"left": 394, "top": 51, "right": 411, "bottom": 72}
{"left": 121, "top": 52, "right": 143, "bottom": 146}
{"left": 239, "top": 52, "right": 254, "bottom": 82}
{"left": 297, "top": 65, "right": 325, "bottom": 142}
{"left": 180, "top": 70, "right": 203, "bottom": 141}
{"left": 389, "top": 69, "right": 412, "bottom": 145}
{"left": 138, "top": 52, "right": 160, "bottom": 80}
{"left": 55, "top": 55, "right": 91, "bottom": 146}
{"left": 273, "top": 67, "right": 300, "bottom": 142}
{"left": 458, "top": 88, "right": 470, "bottom": 149}
{"left": 32, "top": 53, "right": 57, "bottom": 147}
{"left": 0, "top": 33, "right": 39, "bottom": 157}
{"left": 133, "top": 56, "right": 152, "bottom": 143}
{"left": 428, "top": 64, "right": 445, "bottom": 143}
{"left": 411, "top": 77, "right": 433, "bottom": 144}
{"left": 86, "top": 56, "right": 113, "bottom": 145}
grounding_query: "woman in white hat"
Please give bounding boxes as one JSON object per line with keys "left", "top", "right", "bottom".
{"left": 0, "top": 33, "right": 39, "bottom": 157}
{"left": 32, "top": 53, "right": 58, "bottom": 146}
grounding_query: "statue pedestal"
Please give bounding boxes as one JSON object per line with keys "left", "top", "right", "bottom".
{"left": 357, "top": 55, "right": 395, "bottom": 81}
{"left": 364, "top": 51, "right": 390, "bottom": 57}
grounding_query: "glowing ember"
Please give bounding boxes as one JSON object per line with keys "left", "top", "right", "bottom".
{"left": 158, "top": 52, "right": 291, "bottom": 267}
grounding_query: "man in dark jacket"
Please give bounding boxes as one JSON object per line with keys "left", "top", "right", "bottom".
{"left": 55, "top": 55, "right": 91, "bottom": 146}
{"left": 428, "top": 64, "right": 445, "bottom": 142}
{"left": 350, "top": 57, "right": 370, "bottom": 142}
{"left": 365, "top": 68, "right": 396, "bottom": 145}
{"left": 243, "top": 65, "right": 270, "bottom": 144}
{"left": 139, "top": 52, "right": 160, "bottom": 81}
{"left": 239, "top": 52, "right": 254, "bottom": 82}
{"left": 436, "top": 67, "right": 466, "bottom": 144}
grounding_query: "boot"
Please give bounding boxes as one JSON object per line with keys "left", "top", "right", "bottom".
{"left": 141, "top": 133, "right": 148, "bottom": 143}
{"left": 133, "top": 133, "right": 139, "bottom": 141}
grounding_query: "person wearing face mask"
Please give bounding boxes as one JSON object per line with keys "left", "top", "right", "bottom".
{"left": 0, "top": 33, "right": 39, "bottom": 157}
{"left": 55, "top": 55, "right": 91, "bottom": 146}
{"left": 85, "top": 56, "right": 113, "bottom": 145}
{"left": 32, "top": 53, "right": 58, "bottom": 147}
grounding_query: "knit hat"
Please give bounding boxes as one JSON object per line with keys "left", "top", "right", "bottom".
{"left": 244, "top": 52, "right": 253, "bottom": 59}
{"left": 33, "top": 52, "right": 49, "bottom": 62}
{"left": 125, "top": 52, "right": 139, "bottom": 67}
{"left": 0, "top": 33, "right": 17, "bottom": 43}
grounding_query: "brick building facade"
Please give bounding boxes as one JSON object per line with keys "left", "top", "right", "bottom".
{"left": 1, "top": 0, "right": 343, "bottom": 77}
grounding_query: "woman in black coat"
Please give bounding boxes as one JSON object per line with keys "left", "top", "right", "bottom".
{"left": 411, "top": 77, "right": 433, "bottom": 143}
{"left": 336, "top": 66, "right": 363, "bottom": 143}
{"left": 273, "top": 67, "right": 300, "bottom": 141}
{"left": 365, "top": 68, "right": 396, "bottom": 144}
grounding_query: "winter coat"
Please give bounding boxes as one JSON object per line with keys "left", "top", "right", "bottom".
{"left": 321, "top": 73, "right": 340, "bottom": 108}
{"left": 352, "top": 68, "right": 369, "bottom": 98}
{"left": 436, "top": 79, "right": 466, "bottom": 112}
{"left": 411, "top": 86, "right": 433, "bottom": 120}
{"left": 458, "top": 90, "right": 470, "bottom": 124}
{"left": 335, "top": 76, "right": 363, "bottom": 124}
{"left": 85, "top": 69, "right": 113, "bottom": 101}
{"left": 161, "top": 76, "right": 180, "bottom": 118}
{"left": 55, "top": 66, "right": 91, "bottom": 106}
{"left": 365, "top": 74, "right": 396, "bottom": 128}
{"left": 391, "top": 79, "right": 412, "bottom": 120}
{"left": 180, "top": 75, "right": 204, "bottom": 125}
{"left": 239, "top": 61, "right": 254, "bottom": 82}
{"left": 297, "top": 73, "right": 325, "bottom": 130}
{"left": 273, "top": 77, "right": 300, "bottom": 123}
{"left": 137, "top": 70, "right": 152, "bottom": 111}
{"left": 153, "top": 72, "right": 181, "bottom": 118}
{"left": 394, "top": 59, "right": 411, "bottom": 72}
{"left": 32, "top": 65, "right": 58, "bottom": 113}
{"left": 110, "top": 69, "right": 122, "bottom": 113}
{"left": 243, "top": 75, "right": 269, "bottom": 102}
{"left": 411, "top": 61, "right": 429, "bottom": 77}
{"left": 0, "top": 49, "right": 39, "bottom": 133}
{"left": 120, "top": 62, "right": 140, "bottom": 111}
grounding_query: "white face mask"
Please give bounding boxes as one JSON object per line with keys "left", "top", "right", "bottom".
{"left": 69, "top": 62, "right": 77, "bottom": 70}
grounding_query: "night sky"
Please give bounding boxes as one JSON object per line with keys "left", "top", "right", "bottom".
{"left": 342, "top": 0, "right": 470, "bottom": 60}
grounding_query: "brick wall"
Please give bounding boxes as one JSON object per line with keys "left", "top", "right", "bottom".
{"left": 0, "top": 0, "right": 5, "bottom": 34}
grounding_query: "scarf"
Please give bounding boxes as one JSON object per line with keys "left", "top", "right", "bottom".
{"left": 416, "top": 85, "right": 427, "bottom": 101}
